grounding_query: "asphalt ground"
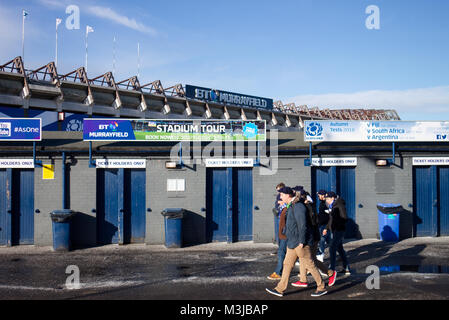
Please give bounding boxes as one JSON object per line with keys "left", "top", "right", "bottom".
{"left": 0, "top": 238, "right": 448, "bottom": 317}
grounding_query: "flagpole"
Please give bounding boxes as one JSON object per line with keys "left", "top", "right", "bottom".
{"left": 55, "top": 19, "right": 59, "bottom": 68}
{"left": 113, "top": 36, "right": 116, "bottom": 74}
{"left": 85, "top": 27, "right": 88, "bottom": 74}
{"left": 137, "top": 42, "right": 140, "bottom": 78}
{"left": 22, "top": 10, "right": 25, "bottom": 60}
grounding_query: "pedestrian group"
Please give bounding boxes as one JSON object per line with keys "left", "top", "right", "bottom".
{"left": 266, "top": 183, "right": 350, "bottom": 297}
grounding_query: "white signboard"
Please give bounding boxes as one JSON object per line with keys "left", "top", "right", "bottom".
{"left": 412, "top": 157, "right": 449, "bottom": 166}
{"left": 204, "top": 158, "right": 254, "bottom": 167}
{"left": 311, "top": 157, "right": 357, "bottom": 166}
{"left": 167, "top": 179, "right": 185, "bottom": 192}
{"left": 95, "top": 159, "right": 146, "bottom": 168}
{"left": 0, "top": 159, "right": 34, "bottom": 168}
{"left": 304, "top": 121, "right": 449, "bottom": 142}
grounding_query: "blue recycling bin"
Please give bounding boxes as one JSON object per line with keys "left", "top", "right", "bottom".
{"left": 50, "top": 209, "right": 75, "bottom": 251}
{"left": 161, "top": 208, "right": 184, "bottom": 248}
{"left": 377, "top": 204, "right": 403, "bottom": 242}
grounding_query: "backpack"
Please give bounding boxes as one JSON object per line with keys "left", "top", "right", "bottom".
{"left": 304, "top": 202, "right": 320, "bottom": 242}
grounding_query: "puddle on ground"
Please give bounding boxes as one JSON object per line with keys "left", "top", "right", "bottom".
{"left": 379, "top": 265, "right": 449, "bottom": 274}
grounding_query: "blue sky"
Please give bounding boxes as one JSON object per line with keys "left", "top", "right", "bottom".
{"left": 0, "top": 0, "right": 448, "bottom": 120}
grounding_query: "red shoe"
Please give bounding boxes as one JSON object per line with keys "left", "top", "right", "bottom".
{"left": 328, "top": 271, "right": 337, "bottom": 287}
{"left": 291, "top": 281, "right": 308, "bottom": 288}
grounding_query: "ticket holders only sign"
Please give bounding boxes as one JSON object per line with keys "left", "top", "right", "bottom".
{"left": 0, "top": 159, "right": 34, "bottom": 168}
{"left": 304, "top": 120, "right": 449, "bottom": 142}
{"left": 0, "top": 118, "right": 41, "bottom": 141}
{"left": 83, "top": 119, "right": 266, "bottom": 141}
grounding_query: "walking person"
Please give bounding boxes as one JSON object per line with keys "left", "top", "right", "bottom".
{"left": 267, "top": 198, "right": 288, "bottom": 280}
{"left": 291, "top": 189, "right": 337, "bottom": 287}
{"left": 323, "top": 192, "right": 351, "bottom": 277}
{"left": 316, "top": 190, "right": 331, "bottom": 262}
{"left": 271, "top": 183, "right": 286, "bottom": 256}
{"left": 266, "top": 187, "right": 328, "bottom": 297}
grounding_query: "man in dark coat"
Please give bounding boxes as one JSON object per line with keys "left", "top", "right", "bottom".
{"left": 316, "top": 190, "right": 330, "bottom": 262}
{"left": 323, "top": 191, "right": 350, "bottom": 279}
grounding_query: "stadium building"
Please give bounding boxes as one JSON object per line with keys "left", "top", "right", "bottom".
{"left": 0, "top": 56, "right": 448, "bottom": 248}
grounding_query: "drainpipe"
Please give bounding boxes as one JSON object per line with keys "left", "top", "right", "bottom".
{"left": 33, "top": 141, "right": 42, "bottom": 167}
{"left": 62, "top": 152, "right": 67, "bottom": 209}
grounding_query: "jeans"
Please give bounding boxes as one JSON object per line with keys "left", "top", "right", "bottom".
{"left": 329, "top": 230, "right": 349, "bottom": 271}
{"left": 274, "top": 215, "right": 280, "bottom": 245}
{"left": 318, "top": 225, "right": 330, "bottom": 255}
{"left": 274, "top": 238, "right": 287, "bottom": 275}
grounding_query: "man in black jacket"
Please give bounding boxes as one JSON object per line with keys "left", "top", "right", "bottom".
{"left": 323, "top": 192, "right": 350, "bottom": 279}
{"left": 316, "top": 190, "right": 330, "bottom": 262}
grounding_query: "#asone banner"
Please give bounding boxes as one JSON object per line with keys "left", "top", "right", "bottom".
{"left": 83, "top": 119, "right": 266, "bottom": 141}
{"left": 304, "top": 120, "right": 449, "bottom": 142}
{"left": 0, "top": 118, "right": 41, "bottom": 141}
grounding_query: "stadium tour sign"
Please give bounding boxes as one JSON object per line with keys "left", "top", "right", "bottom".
{"left": 83, "top": 119, "right": 266, "bottom": 141}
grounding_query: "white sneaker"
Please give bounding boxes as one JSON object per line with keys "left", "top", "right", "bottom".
{"left": 295, "top": 261, "right": 300, "bottom": 267}
{"left": 319, "top": 269, "right": 327, "bottom": 277}
{"left": 316, "top": 254, "right": 324, "bottom": 262}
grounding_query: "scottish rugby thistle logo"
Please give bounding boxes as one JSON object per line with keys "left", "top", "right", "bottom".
{"left": 306, "top": 122, "right": 323, "bottom": 137}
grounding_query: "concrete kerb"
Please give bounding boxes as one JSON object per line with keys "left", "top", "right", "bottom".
{"left": 0, "top": 241, "right": 278, "bottom": 255}
{"left": 0, "top": 237, "right": 448, "bottom": 255}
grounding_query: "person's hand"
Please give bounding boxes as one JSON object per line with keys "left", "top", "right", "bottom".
{"left": 322, "top": 229, "right": 327, "bottom": 236}
{"left": 298, "top": 243, "right": 304, "bottom": 248}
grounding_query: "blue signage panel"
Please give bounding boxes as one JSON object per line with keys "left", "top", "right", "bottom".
{"left": 304, "top": 120, "right": 449, "bottom": 142}
{"left": 185, "top": 85, "right": 273, "bottom": 110}
{"left": 83, "top": 119, "right": 266, "bottom": 141}
{"left": 83, "top": 119, "right": 136, "bottom": 141}
{"left": 0, "top": 118, "right": 41, "bottom": 141}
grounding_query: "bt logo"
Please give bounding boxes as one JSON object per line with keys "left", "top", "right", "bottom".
{"left": 99, "top": 122, "right": 119, "bottom": 131}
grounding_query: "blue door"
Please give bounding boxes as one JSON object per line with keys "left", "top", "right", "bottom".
{"left": 233, "top": 168, "right": 253, "bottom": 241}
{"left": 439, "top": 167, "right": 449, "bottom": 236}
{"left": 337, "top": 167, "right": 357, "bottom": 238}
{"left": 97, "top": 168, "right": 146, "bottom": 245}
{"left": 206, "top": 168, "right": 231, "bottom": 242}
{"left": 0, "top": 169, "right": 34, "bottom": 246}
{"left": 0, "top": 169, "right": 11, "bottom": 246}
{"left": 97, "top": 169, "right": 120, "bottom": 244}
{"left": 312, "top": 166, "right": 356, "bottom": 238}
{"left": 312, "top": 166, "right": 337, "bottom": 201}
{"left": 11, "top": 169, "right": 34, "bottom": 245}
{"left": 206, "top": 167, "right": 253, "bottom": 243}
{"left": 413, "top": 166, "right": 438, "bottom": 237}
{"left": 124, "top": 169, "right": 146, "bottom": 243}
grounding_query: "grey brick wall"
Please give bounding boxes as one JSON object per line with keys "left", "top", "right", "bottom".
{"left": 34, "top": 157, "right": 97, "bottom": 247}
{"left": 146, "top": 159, "right": 206, "bottom": 246}
{"left": 355, "top": 156, "right": 414, "bottom": 239}
{"left": 253, "top": 157, "right": 311, "bottom": 243}
{"left": 29, "top": 154, "right": 418, "bottom": 247}
{"left": 34, "top": 158, "right": 62, "bottom": 246}
{"left": 69, "top": 158, "right": 97, "bottom": 247}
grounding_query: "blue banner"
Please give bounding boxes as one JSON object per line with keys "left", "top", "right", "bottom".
{"left": 304, "top": 120, "right": 449, "bottom": 142}
{"left": 83, "top": 119, "right": 266, "bottom": 141}
{"left": 0, "top": 118, "right": 41, "bottom": 141}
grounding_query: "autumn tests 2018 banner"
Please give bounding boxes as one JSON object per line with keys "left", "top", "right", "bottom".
{"left": 83, "top": 119, "right": 266, "bottom": 141}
